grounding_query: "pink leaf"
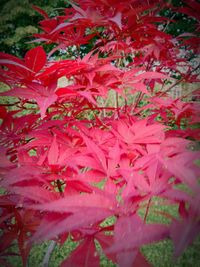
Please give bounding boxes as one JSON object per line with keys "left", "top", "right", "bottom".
{"left": 96, "top": 233, "right": 116, "bottom": 263}
{"left": 31, "top": 193, "right": 116, "bottom": 213}
{"left": 25, "top": 46, "right": 46, "bottom": 72}
{"left": 1, "top": 166, "right": 41, "bottom": 187}
{"left": 32, "top": 5, "right": 49, "bottom": 19}
{"left": 35, "top": 93, "right": 57, "bottom": 119}
{"left": 134, "top": 252, "right": 153, "bottom": 267}
{"left": 135, "top": 72, "right": 169, "bottom": 81}
{"left": 61, "top": 237, "right": 99, "bottom": 267}
{"left": 106, "top": 215, "right": 169, "bottom": 253}
{"left": 81, "top": 134, "right": 107, "bottom": 172}
{"left": 31, "top": 208, "right": 112, "bottom": 242}
{"left": 74, "top": 155, "right": 102, "bottom": 170}
{"left": 159, "top": 152, "right": 199, "bottom": 190}
{"left": 50, "top": 22, "right": 72, "bottom": 34}
{"left": 170, "top": 218, "right": 200, "bottom": 258}
{"left": 1, "top": 87, "right": 39, "bottom": 99}
{"left": 117, "top": 250, "right": 138, "bottom": 267}
{"left": 77, "top": 170, "right": 105, "bottom": 183}
{"left": 48, "top": 135, "right": 59, "bottom": 165}
{"left": 78, "top": 91, "right": 97, "bottom": 105}
{"left": 8, "top": 186, "right": 56, "bottom": 203}
{"left": 109, "top": 12, "right": 122, "bottom": 29}
{"left": 0, "top": 59, "right": 33, "bottom": 73}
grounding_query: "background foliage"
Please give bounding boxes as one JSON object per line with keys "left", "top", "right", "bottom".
{"left": 0, "top": 0, "right": 68, "bottom": 57}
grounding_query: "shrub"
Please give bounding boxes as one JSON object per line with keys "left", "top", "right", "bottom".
{"left": 0, "top": 1, "right": 200, "bottom": 266}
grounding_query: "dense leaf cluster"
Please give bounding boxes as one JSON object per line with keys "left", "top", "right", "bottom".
{"left": 0, "top": 1, "right": 200, "bottom": 266}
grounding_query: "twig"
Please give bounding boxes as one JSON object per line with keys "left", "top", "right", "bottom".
{"left": 131, "top": 92, "right": 142, "bottom": 113}
{"left": 115, "top": 91, "right": 120, "bottom": 118}
{"left": 159, "top": 63, "right": 200, "bottom": 97}
{"left": 144, "top": 198, "right": 152, "bottom": 223}
{"left": 42, "top": 241, "right": 56, "bottom": 267}
{"left": 163, "top": 13, "right": 176, "bottom": 32}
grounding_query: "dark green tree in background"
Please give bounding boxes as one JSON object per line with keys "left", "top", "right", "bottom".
{"left": 0, "top": 0, "right": 68, "bottom": 57}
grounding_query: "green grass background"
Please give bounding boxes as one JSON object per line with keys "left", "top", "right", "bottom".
{"left": 7, "top": 232, "right": 200, "bottom": 267}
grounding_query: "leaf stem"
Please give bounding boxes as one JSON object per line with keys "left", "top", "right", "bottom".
{"left": 144, "top": 198, "right": 152, "bottom": 223}
{"left": 159, "top": 63, "right": 200, "bottom": 97}
{"left": 42, "top": 241, "right": 56, "bottom": 267}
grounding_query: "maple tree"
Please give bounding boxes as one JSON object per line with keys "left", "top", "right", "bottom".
{"left": 0, "top": 0, "right": 200, "bottom": 266}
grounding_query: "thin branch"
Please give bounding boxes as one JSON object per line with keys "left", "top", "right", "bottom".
{"left": 163, "top": 13, "right": 176, "bottom": 32}
{"left": 115, "top": 91, "right": 120, "bottom": 118}
{"left": 42, "top": 241, "right": 56, "bottom": 267}
{"left": 131, "top": 92, "right": 142, "bottom": 113}
{"left": 159, "top": 63, "right": 200, "bottom": 97}
{"left": 144, "top": 198, "right": 152, "bottom": 223}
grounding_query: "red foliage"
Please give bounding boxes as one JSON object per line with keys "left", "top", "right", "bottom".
{"left": 0, "top": 1, "right": 200, "bottom": 266}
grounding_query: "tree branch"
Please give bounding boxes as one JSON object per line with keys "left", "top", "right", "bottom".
{"left": 159, "top": 63, "right": 200, "bottom": 97}
{"left": 42, "top": 241, "right": 56, "bottom": 267}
